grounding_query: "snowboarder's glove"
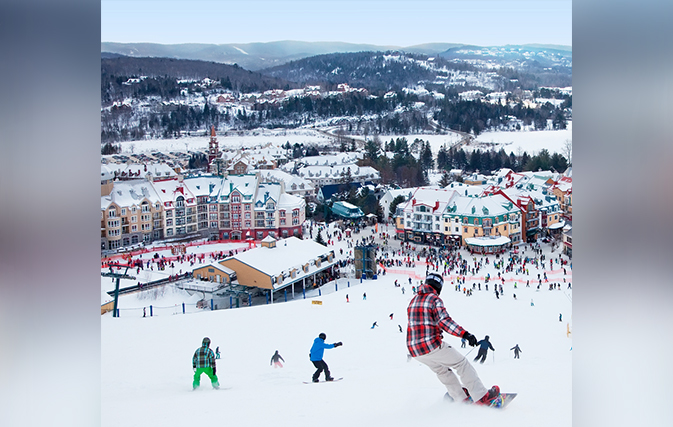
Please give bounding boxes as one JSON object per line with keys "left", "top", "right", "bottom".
{"left": 212, "top": 366, "right": 216, "bottom": 375}
{"left": 193, "top": 367, "right": 196, "bottom": 372}
{"left": 334, "top": 342, "right": 343, "bottom": 347}
{"left": 462, "top": 332, "right": 478, "bottom": 347}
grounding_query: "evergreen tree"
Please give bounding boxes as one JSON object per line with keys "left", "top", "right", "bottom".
{"left": 439, "top": 170, "right": 452, "bottom": 187}
{"left": 364, "top": 137, "right": 381, "bottom": 162}
{"left": 315, "top": 230, "right": 326, "bottom": 246}
{"left": 388, "top": 195, "right": 406, "bottom": 218}
{"left": 420, "top": 140, "right": 434, "bottom": 172}
{"left": 437, "top": 144, "right": 449, "bottom": 171}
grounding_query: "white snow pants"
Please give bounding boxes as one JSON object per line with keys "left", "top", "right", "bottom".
{"left": 414, "top": 341, "right": 488, "bottom": 402}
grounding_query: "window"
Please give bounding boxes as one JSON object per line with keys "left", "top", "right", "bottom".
{"left": 435, "top": 224, "right": 440, "bottom": 230}
{"left": 463, "top": 217, "right": 468, "bottom": 224}
{"left": 154, "top": 221, "right": 161, "bottom": 228}
{"left": 108, "top": 209, "right": 116, "bottom": 218}
{"left": 280, "top": 210, "right": 286, "bottom": 217}
{"left": 131, "top": 215, "right": 137, "bottom": 223}
{"left": 142, "top": 203, "right": 150, "bottom": 213}
{"left": 141, "top": 223, "right": 151, "bottom": 231}
{"left": 464, "top": 227, "right": 468, "bottom": 233}
{"left": 292, "top": 218, "right": 299, "bottom": 225}
{"left": 232, "top": 195, "right": 240, "bottom": 203}
{"left": 210, "top": 221, "right": 217, "bottom": 228}
{"left": 245, "top": 213, "right": 251, "bottom": 219}
{"left": 121, "top": 208, "right": 126, "bottom": 216}
{"left": 266, "top": 202, "right": 275, "bottom": 210}
{"left": 209, "top": 204, "right": 218, "bottom": 212}
{"left": 166, "top": 228, "right": 173, "bottom": 236}
{"left": 166, "top": 219, "right": 173, "bottom": 226}
{"left": 232, "top": 214, "right": 239, "bottom": 220}
{"left": 165, "top": 210, "right": 172, "bottom": 217}
{"left": 245, "top": 221, "right": 251, "bottom": 227}
{"left": 131, "top": 225, "right": 137, "bottom": 232}
{"left": 267, "top": 212, "right": 274, "bottom": 218}
{"left": 292, "top": 209, "right": 299, "bottom": 217}
{"left": 245, "top": 204, "right": 251, "bottom": 211}
{"left": 455, "top": 227, "right": 459, "bottom": 232}
{"left": 176, "top": 197, "right": 184, "bottom": 208}
{"left": 280, "top": 219, "right": 286, "bottom": 225}
{"left": 131, "top": 206, "right": 137, "bottom": 214}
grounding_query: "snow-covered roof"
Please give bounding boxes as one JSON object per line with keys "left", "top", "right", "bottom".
{"left": 227, "top": 237, "right": 334, "bottom": 286}
{"left": 277, "top": 192, "right": 305, "bottom": 210}
{"left": 182, "top": 176, "right": 222, "bottom": 197}
{"left": 152, "top": 179, "right": 197, "bottom": 206}
{"left": 210, "top": 174, "right": 258, "bottom": 201}
{"left": 465, "top": 236, "right": 511, "bottom": 246}
{"left": 255, "top": 183, "right": 281, "bottom": 206}
{"left": 444, "top": 193, "right": 517, "bottom": 218}
{"left": 548, "top": 221, "right": 565, "bottom": 230}
{"left": 101, "top": 180, "right": 161, "bottom": 210}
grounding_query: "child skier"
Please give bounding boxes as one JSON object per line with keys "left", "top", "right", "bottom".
{"left": 510, "top": 344, "right": 522, "bottom": 359}
{"left": 309, "top": 333, "right": 342, "bottom": 382}
{"left": 270, "top": 350, "right": 285, "bottom": 368}
{"left": 192, "top": 337, "right": 219, "bottom": 390}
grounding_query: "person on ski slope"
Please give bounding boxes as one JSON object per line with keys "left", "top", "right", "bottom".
{"left": 192, "top": 337, "right": 219, "bottom": 390}
{"left": 406, "top": 273, "right": 500, "bottom": 405}
{"left": 309, "top": 333, "right": 342, "bottom": 382}
{"left": 510, "top": 344, "right": 522, "bottom": 359}
{"left": 270, "top": 350, "right": 285, "bottom": 368}
{"left": 474, "top": 335, "right": 495, "bottom": 364}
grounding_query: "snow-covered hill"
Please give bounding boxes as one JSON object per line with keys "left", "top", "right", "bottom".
{"left": 102, "top": 224, "right": 572, "bottom": 427}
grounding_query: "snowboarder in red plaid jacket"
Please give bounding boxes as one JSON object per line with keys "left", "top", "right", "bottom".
{"left": 406, "top": 273, "right": 500, "bottom": 405}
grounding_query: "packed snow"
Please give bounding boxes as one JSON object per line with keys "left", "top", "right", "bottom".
{"left": 102, "top": 222, "right": 572, "bottom": 427}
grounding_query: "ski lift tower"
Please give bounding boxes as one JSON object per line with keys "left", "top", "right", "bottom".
{"left": 354, "top": 244, "right": 377, "bottom": 279}
{"left": 101, "top": 265, "right": 136, "bottom": 318}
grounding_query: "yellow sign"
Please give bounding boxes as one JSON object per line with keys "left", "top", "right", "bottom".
{"left": 312, "top": 300, "right": 323, "bottom": 305}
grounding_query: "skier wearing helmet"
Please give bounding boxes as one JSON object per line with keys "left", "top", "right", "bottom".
{"left": 192, "top": 337, "right": 219, "bottom": 390}
{"left": 406, "top": 273, "right": 500, "bottom": 405}
{"left": 309, "top": 332, "right": 342, "bottom": 382}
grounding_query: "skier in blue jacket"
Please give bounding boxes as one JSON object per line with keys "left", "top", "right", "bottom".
{"left": 309, "top": 332, "right": 342, "bottom": 382}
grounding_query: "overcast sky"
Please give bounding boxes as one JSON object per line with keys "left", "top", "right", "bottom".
{"left": 101, "top": 0, "right": 571, "bottom": 47}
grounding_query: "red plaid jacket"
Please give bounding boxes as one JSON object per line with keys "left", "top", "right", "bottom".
{"left": 406, "top": 283, "right": 466, "bottom": 357}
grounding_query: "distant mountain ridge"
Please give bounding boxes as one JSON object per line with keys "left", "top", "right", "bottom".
{"left": 101, "top": 41, "right": 571, "bottom": 71}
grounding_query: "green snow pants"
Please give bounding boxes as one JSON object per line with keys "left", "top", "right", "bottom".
{"left": 193, "top": 367, "right": 220, "bottom": 389}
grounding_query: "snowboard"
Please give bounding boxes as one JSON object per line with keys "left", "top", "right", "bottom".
{"left": 444, "top": 391, "right": 517, "bottom": 408}
{"left": 303, "top": 377, "right": 343, "bottom": 384}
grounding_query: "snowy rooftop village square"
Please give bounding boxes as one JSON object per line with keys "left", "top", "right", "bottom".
{"left": 102, "top": 220, "right": 571, "bottom": 427}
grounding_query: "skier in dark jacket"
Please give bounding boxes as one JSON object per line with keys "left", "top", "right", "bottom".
{"left": 192, "top": 337, "right": 219, "bottom": 389}
{"left": 407, "top": 273, "right": 500, "bottom": 405}
{"left": 309, "top": 333, "right": 342, "bottom": 382}
{"left": 270, "top": 350, "right": 285, "bottom": 368}
{"left": 510, "top": 344, "right": 522, "bottom": 359}
{"left": 474, "top": 336, "right": 495, "bottom": 364}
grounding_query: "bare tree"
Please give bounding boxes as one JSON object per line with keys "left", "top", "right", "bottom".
{"left": 562, "top": 139, "right": 572, "bottom": 166}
